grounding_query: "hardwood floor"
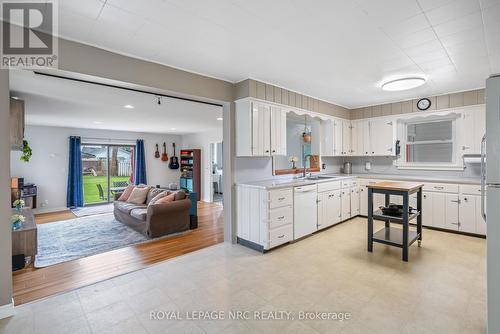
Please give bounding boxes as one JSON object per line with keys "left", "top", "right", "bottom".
{"left": 34, "top": 210, "right": 76, "bottom": 224}
{"left": 12, "top": 202, "right": 224, "bottom": 305}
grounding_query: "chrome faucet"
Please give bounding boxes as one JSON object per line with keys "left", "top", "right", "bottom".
{"left": 303, "top": 154, "right": 313, "bottom": 178}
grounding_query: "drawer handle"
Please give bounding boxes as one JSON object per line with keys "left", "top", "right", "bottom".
{"left": 277, "top": 234, "right": 285, "bottom": 239}
{"left": 277, "top": 216, "right": 285, "bottom": 220}
{"left": 278, "top": 197, "right": 285, "bottom": 201}
{"left": 434, "top": 186, "right": 444, "bottom": 190}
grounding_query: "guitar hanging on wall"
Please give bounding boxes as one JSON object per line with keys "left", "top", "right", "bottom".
{"left": 169, "top": 143, "right": 180, "bottom": 169}
{"left": 161, "top": 142, "right": 169, "bottom": 161}
{"left": 154, "top": 144, "right": 160, "bottom": 159}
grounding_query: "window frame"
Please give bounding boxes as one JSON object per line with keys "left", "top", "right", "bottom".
{"left": 396, "top": 115, "right": 464, "bottom": 171}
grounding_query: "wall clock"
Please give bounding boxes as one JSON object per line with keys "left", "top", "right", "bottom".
{"left": 417, "top": 98, "right": 431, "bottom": 111}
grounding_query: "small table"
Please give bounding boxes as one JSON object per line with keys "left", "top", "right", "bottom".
{"left": 12, "top": 208, "right": 37, "bottom": 264}
{"left": 110, "top": 186, "right": 127, "bottom": 194}
{"left": 367, "top": 182, "right": 423, "bottom": 262}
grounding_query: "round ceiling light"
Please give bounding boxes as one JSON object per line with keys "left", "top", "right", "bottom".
{"left": 381, "top": 77, "right": 426, "bottom": 91}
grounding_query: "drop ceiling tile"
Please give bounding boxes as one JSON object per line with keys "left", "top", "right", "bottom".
{"left": 417, "top": 0, "right": 457, "bottom": 11}
{"left": 480, "top": 0, "right": 500, "bottom": 9}
{"left": 60, "top": 0, "right": 105, "bottom": 20}
{"left": 425, "top": 0, "right": 481, "bottom": 26}
{"left": 354, "top": 0, "right": 422, "bottom": 24}
{"left": 410, "top": 49, "right": 450, "bottom": 64}
{"left": 446, "top": 40, "right": 488, "bottom": 56}
{"left": 97, "top": 4, "right": 145, "bottom": 33}
{"left": 392, "top": 28, "right": 437, "bottom": 49}
{"left": 403, "top": 39, "right": 444, "bottom": 57}
{"left": 433, "top": 12, "right": 484, "bottom": 36}
{"left": 382, "top": 14, "right": 430, "bottom": 39}
{"left": 438, "top": 27, "right": 485, "bottom": 48}
{"left": 58, "top": 10, "right": 96, "bottom": 41}
{"left": 418, "top": 57, "right": 454, "bottom": 71}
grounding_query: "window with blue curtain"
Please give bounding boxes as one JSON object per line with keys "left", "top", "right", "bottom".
{"left": 134, "top": 139, "right": 147, "bottom": 185}
{"left": 67, "top": 136, "right": 84, "bottom": 208}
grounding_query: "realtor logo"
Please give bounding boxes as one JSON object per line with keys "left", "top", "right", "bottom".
{"left": 1, "top": 0, "right": 58, "bottom": 68}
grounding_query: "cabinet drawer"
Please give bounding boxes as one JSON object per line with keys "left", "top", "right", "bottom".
{"left": 269, "top": 224, "right": 293, "bottom": 248}
{"left": 341, "top": 180, "right": 354, "bottom": 188}
{"left": 460, "top": 184, "right": 482, "bottom": 195}
{"left": 269, "top": 206, "right": 293, "bottom": 229}
{"left": 317, "top": 181, "right": 341, "bottom": 192}
{"left": 422, "top": 182, "right": 459, "bottom": 193}
{"left": 269, "top": 188, "right": 293, "bottom": 209}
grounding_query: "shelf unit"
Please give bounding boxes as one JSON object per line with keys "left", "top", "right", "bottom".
{"left": 179, "top": 149, "right": 201, "bottom": 201}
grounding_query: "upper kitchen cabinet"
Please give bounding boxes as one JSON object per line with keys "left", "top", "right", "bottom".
{"left": 320, "top": 119, "right": 342, "bottom": 156}
{"left": 10, "top": 98, "right": 25, "bottom": 151}
{"left": 236, "top": 100, "right": 287, "bottom": 156}
{"left": 369, "top": 118, "right": 396, "bottom": 156}
{"left": 460, "top": 105, "right": 486, "bottom": 155}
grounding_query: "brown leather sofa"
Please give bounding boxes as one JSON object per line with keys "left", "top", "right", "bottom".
{"left": 113, "top": 189, "right": 191, "bottom": 238}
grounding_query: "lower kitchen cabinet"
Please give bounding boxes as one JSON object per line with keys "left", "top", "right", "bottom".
{"left": 341, "top": 188, "right": 351, "bottom": 221}
{"left": 459, "top": 194, "right": 487, "bottom": 235}
{"left": 317, "top": 189, "right": 341, "bottom": 230}
{"left": 350, "top": 186, "right": 360, "bottom": 217}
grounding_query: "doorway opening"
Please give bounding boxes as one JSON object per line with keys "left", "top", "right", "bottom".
{"left": 210, "top": 141, "right": 223, "bottom": 203}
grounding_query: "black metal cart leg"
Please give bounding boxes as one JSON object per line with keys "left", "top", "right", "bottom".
{"left": 402, "top": 193, "right": 409, "bottom": 262}
{"left": 384, "top": 193, "right": 390, "bottom": 228}
{"left": 417, "top": 189, "right": 422, "bottom": 247}
{"left": 368, "top": 188, "right": 373, "bottom": 252}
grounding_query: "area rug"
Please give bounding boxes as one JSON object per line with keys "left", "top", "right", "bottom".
{"left": 71, "top": 203, "right": 114, "bottom": 217}
{"left": 35, "top": 213, "right": 147, "bottom": 268}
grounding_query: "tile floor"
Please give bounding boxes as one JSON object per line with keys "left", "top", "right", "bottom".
{"left": 0, "top": 218, "right": 486, "bottom": 334}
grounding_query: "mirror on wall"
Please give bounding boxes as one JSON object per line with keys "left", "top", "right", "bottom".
{"left": 273, "top": 112, "right": 321, "bottom": 175}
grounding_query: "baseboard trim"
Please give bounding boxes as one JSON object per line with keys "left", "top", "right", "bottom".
{"left": 0, "top": 300, "right": 14, "bottom": 320}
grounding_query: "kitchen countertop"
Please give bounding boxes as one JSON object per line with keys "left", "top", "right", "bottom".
{"left": 237, "top": 173, "right": 480, "bottom": 189}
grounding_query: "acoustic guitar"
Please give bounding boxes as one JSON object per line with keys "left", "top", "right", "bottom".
{"left": 169, "top": 143, "right": 180, "bottom": 169}
{"left": 161, "top": 142, "right": 168, "bottom": 161}
{"left": 154, "top": 144, "right": 160, "bottom": 158}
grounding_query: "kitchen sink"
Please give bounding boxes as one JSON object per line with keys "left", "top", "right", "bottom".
{"left": 301, "top": 175, "right": 338, "bottom": 180}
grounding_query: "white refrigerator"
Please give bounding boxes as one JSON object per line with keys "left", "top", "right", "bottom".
{"left": 485, "top": 74, "right": 500, "bottom": 333}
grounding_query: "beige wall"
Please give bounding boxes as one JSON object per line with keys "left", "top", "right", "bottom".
{"left": 235, "top": 79, "right": 350, "bottom": 119}
{"left": 0, "top": 69, "right": 12, "bottom": 307}
{"left": 350, "top": 89, "right": 485, "bottom": 120}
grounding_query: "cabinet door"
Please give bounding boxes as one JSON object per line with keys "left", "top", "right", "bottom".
{"left": 317, "top": 192, "right": 326, "bottom": 230}
{"left": 363, "top": 121, "right": 371, "bottom": 156}
{"left": 320, "top": 120, "right": 334, "bottom": 156}
{"left": 351, "top": 121, "right": 364, "bottom": 156}
{"left": 342, "top": 121, "right": 351, "bottom": 156}
{"left": 370, "top": 119, "right": 395, "bottom": 156}
{"left": 341, "top": 188, "right": 351, "bottom": 220}
{"left": 252, "top": 103, "right": 271, "bottom": 156}
{"left": 333, "top": 120, "right": 343, "bottom": 156}
{"left": 459, "top": 195, "right": 477, "bottom": 233}
{"left": 473, "top": 108, "right": 486, "bottom": 154}
{"left": 270, "top": 106, "right": 286, "bottom": 155}
{"left": 431, "top": 192, "right": 446, "bottom": 228}
{"left": 422, "top": 191, "right": 433, "bottom": 227}
{"left": 445, "top": 194, "right": 460, "bottom": 231}
{"left": 461, "top": 111, "right": 475, "bottom": 155}
{"left": 324, "top": 190, "right": 342, "bottom": 227}
{"left": 359, "top": 186, "right": 367, "bottom": 216}
{"left": 350, "top": 186, "right": 360, "bottom": 217}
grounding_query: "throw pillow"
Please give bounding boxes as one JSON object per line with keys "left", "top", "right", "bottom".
{"left": 148, "top": 191, "right": 168, "bottom": 206}
{"left": 126, "top": 186, "right": 150, "bottom": 204}
{"left": 155, "top": 193, "right": 175, "bottom": 204}
{"left": 147, "top": 187, "right": 164, "bottom": 204}
{"left": 174, "top": 191, "right": 187, "bottom": 201}
{"left": 118, "top": 185, "right": 135, "bottom": 201}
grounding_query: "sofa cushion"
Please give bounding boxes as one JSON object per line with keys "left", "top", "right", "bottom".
{"left": 156, "top": 193, "right": 175, "bottom": 204}
{"left": 127, "top": 186, "right": 150, "bottom": 204}
{"left": 115, "top": 201, "right": 146, "bottom": 214}
{"left": 118, "top": 185, "right": 135, "bottom": 201}
{"left": 130, "top": 208, "right": 148, "bottom": 221}
{"left": 149, "top": 191, "right": 169, "bottom": 206}
{"left": 147, "top": 188, "right": 164, "bottom": 204}
{"left": 174, "top": 191, "right": 187, "bottom": 201}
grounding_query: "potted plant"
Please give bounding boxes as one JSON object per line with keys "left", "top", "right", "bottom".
{"left": 13, "top": 199, "right": 25, "bottom": 212}
{"left": 20, "top": 139, "right": 32, "bottom": 162}
{"left": 11, "top": 214, "right": 25, "bottom": 231}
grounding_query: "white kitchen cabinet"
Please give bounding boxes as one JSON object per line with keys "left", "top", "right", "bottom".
{"left": 235, "top": 100, "right": 287, "bottom": 157}
{"left": 359, "top": 185, "right": 367, "bottom": 216}
{"left": 320, "top": 119, "right": 343, "bottom": 156}
{"left": 369, "top": 118, "right": 396, "bottom": 156}
{"left": 350, "top": 186, "right": 360, "bottom": 217}
{"left": 334, "top": 120, "right": 343, "bottom": 156}
{"left": 461, "top": 106, "right": 486, "bottom": 155}
{"left": 459, "top": 195, "right": 478, "bottom": 234}
{"left": 317, "top": 190, "right": 342, "bottom": 230}
{"left": 351, "top": 121, "right": 365, "bottom": 156}
{"left": 270, "top": 106, "right": 287, "bottom": 156}
{"left": 342, "top": 120, "right": 351, "bottom": 156}
{"left": 422, "top": 192, "right": 433, "bottom": 227}
{"left": 445, "top": 194, "right": 460, "bottom": 230}
{"left": 341, "top": 188, "right": 351, "bottom": 221}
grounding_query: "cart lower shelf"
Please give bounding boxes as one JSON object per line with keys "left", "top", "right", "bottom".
{"left": 372, "top": 227, "right": 421, "bottom": 248}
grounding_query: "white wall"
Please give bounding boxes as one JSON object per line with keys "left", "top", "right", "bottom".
{"left": 11, "top": 125, "right": 182, "bottom": 213}
{"left": 181, "top": 128, "right": 223, "bottom": 202}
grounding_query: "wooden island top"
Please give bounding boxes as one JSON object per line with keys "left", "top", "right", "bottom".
{"left": 367, "top": 181, "right": 424, "bottom": 193}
